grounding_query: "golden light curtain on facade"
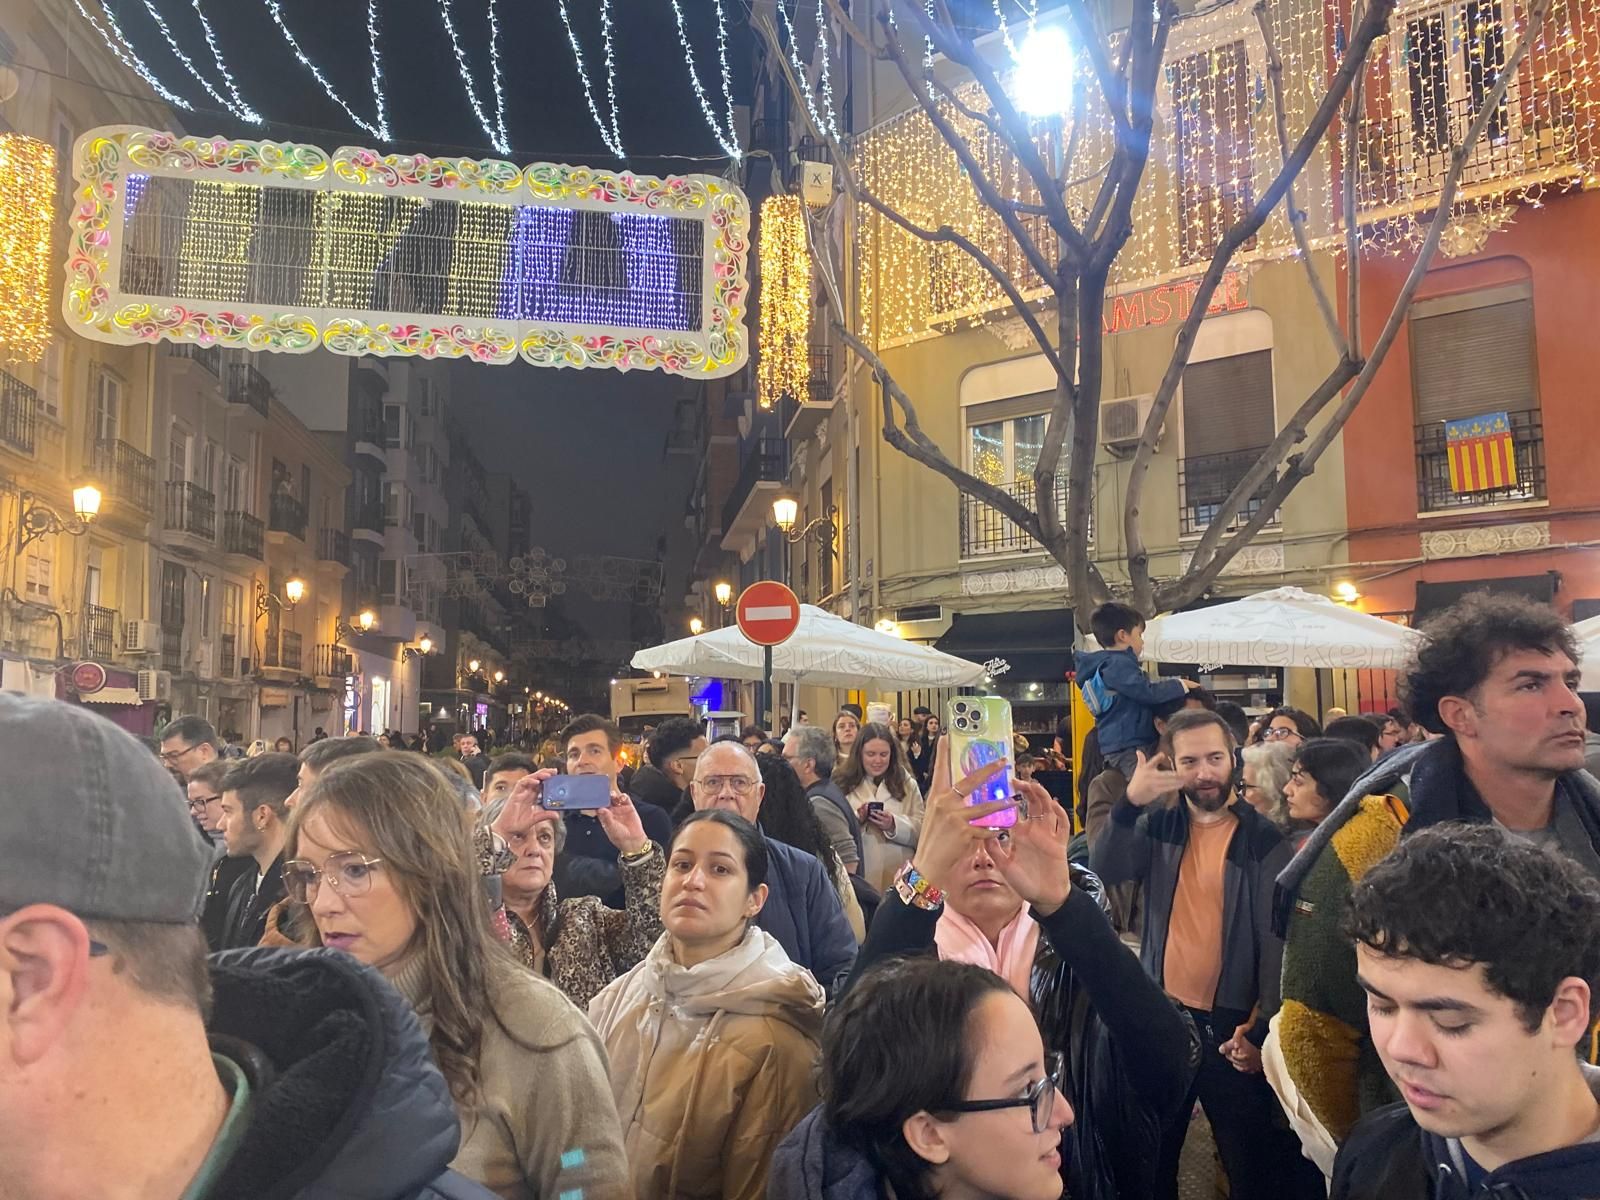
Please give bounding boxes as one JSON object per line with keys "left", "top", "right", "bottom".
{"left": 853, "top": 0, "right": 1600, "bottom": 348}
{"left": 0, "top": 134, "right": 57, "bottom": 364}
{"left": 758, "top": 193, "right": 811, "bottom": 410}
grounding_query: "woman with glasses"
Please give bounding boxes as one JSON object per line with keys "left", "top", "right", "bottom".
{"left": 1259, "top": 706, "right": 1322, "bottom": 749}
{"left": 285, "top": 754, "right": 631, "bottom": 1200}
{"left": 1282, "top": 738, "right": 1369, "bottom": 847}
{"left": 586, "top": 810, "right": 825, "bottom": 1200}
{"left": 483, "top": 769, "right": 666, "bottom": 1008}
{"left": 1240, "top": 741, "right": 1297, "bottom": 831}
{"left": 835, "top": 721, "right": 925, "bottom": 892}
{"left": 770, "top": 957, "right": 1072, "bottom": 1200}
{"left": 793, "top": 738, "right": 1197, "bottom": 1200}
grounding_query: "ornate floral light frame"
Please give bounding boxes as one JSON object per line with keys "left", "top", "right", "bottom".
{"left": 64, "top": 126, "right": 750, "bottom": 377}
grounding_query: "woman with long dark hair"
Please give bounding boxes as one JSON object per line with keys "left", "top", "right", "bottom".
{"left": 587, "top": 810, "right": 824, "bottom": 1199}
{"left": 1283, "top": 737, "right": 1369, "bottom": 847}
{"left": 285, "top": 754, "right": 630, "bottom": 1198}
{"left": 835, "top": 721, "right": 924, "bottom": 892}
{"left": 755, "top": 753, "right": 866, "bottom": 940}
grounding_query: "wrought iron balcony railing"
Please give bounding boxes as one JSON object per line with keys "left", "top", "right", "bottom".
{"left": 269, "top": 491, "right": 308, "bottom": 540}
{"left": 1, "top": 369, "right": 39, "bottom": 456}
{"left": 1178, "top": 448, "right": 1279, "bottom": 538}
{"left": 959, "top": 476, "right": 1083, "bottom": 558}
{"left": 164, "top": 481, "right": 216, "bottom": 540}
{"left": 226, "top": 361, "right": 272, "bottom": 417}
{"left": 91, "top": 439, "right": 156, "bottom": 512}
{"left": 222, "top": 511, "right": 265, "bottom": 560}
{"left": 82, "top": 604, "right": 117, "bottom": 659}
{"left": 1415, "top": 408, "right": 1545, "bottom": 514}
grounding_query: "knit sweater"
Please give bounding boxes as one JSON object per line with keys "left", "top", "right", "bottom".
{"left": 389, "top": 954, "right": 632, "bottom": 1200}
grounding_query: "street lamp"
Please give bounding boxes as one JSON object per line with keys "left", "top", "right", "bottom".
{"left": 714, "top": 580, "right": 733, "bottom": 608}
{"left": 771, "top": 495, "right": 799, "bottom": 533}
{"left": 468, "top": 659, "right": 481, "bottom": 674}
{"left": 493, "top": 670, "right": 505, "bottom": 684}
{"left": 16, "top": 484, "right": 101, "bottom": 553}
{"left": 418, "top": 635, "right": 433, "bottom": 655}
{"left": 1013, "top": 25, "right": 1074, "bottom": 117}
{"left": 255, "top": 577, "right": 306, "bottom": 619}
{"left": 689, "top": 616, "right": 705, "bottom": 635}
{"left": 357, "top": 609, "right": 376, "bottom": 632}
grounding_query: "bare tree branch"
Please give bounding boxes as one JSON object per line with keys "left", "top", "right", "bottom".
{"left": 930, "top": 75, "right": 1008, "bottom": 140}
{"left": 1122, "top": 0, "right": 1397, "bottom": 601}
{"left": 824, "top": 0, "right": 880, "bottom": 58}
{"left": 1064, "top": 0, "right": 1132, "bottom": 137}
{"left": 1254, "top": 0, "right": 1343, "bottom": 349}
{"left": 1343, "top": 5, "right": 1367, "bottom": 358}
{"left": 1170, "top": 0, "right": 1553, "bottom": 600}
{"left": 837, "top": 324, "right": 1045, "bottom": 540}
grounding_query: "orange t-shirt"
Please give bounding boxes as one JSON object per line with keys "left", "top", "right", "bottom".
{"left": 1162, "top": 810, "right": 1238, "bottom": 1011}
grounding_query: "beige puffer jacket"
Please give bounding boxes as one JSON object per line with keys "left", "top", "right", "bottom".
{"left": 586, "top": 926, "right": 825, "bottom": 1200}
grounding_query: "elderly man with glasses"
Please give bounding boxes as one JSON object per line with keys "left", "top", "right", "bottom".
{"left": 159, "top": 714, "right": 222, "bottom": 783}
{"left": 690, "top": 739, "right": 857, "bottom": 993}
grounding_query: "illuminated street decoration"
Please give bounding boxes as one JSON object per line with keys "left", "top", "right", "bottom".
{"left": 66, "top": 126, "right": 750, "bottom": 377}
{"left": 757, "top": 194, "right": 811, "bottom": 409}
{"left": 0, "top": 134, "right": 57, "bottom": 364}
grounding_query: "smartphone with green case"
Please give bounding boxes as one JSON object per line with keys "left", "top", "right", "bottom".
{"left": 947, "top": 696, "right": 1017, "bottom": 829}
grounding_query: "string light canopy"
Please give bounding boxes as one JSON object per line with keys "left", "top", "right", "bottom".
{"left": 0, "top": 134, "right": 56, "bottom": 364}
{"left": 757, "top": 194, "right": 811, "bottom": 410}
{"left": 66, "top": 126, "right": 750, "bottom": 378}
{"left": 853, "top": 0, "right": 1600, "bottom": 349}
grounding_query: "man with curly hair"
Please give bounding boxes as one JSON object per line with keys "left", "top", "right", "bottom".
{"left": 1331, "top": 823, "right": 1600, "bottom": 1198}
{"left": 1275, "top": 592, "right": 1600, "bottom": 1155}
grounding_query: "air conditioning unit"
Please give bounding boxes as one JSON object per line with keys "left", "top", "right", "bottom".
{"left": 194, "top": 639, "right": 215, "bottom": 678}
{"left": 894, "top": 604, "right": 949, "bottom": 641}
{"left": 799, "top": 161, "right": 835, "bottom": 207}
{"left": 1099, "top": 394, "right": 1157, "bottom": 458}
{"left": 136, "top": 669, "right": 173, "bottom": 703}
{"left": 124, "top": 620, "right": 161, "bottom": 654}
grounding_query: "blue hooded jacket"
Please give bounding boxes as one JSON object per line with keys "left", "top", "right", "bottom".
{"left": 1071, "top": 646, "right": 1187, "bottom": 754}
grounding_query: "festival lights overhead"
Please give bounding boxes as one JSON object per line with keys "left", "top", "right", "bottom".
{"left": 854, "top": 0, "right": 1600, "bottom": 349}
{"left": 559, "top": 0, "right": 625, "bottom": 159}
{"left": 671, "top": 0, "right": 743, "bottom": 160}
{"left": 265, "top": 0, "right": 391, "bottom": 141}
{"left": 71, "top": 0, "right": 195, "bottom": 110}
{"left": 0, "top": 135, "right": 57, "bottom": 364}
{"left": 758, "top": 194, "right": 812, "bottom": 410}
{"left": 139, "top": 0, "right": 261, "bottom": 124}
{"left": 441, "top": 0, "right": 510, "bottom": 154}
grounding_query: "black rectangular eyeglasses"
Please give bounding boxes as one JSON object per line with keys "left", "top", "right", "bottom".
{"left": 939, "top": 1051, "right": 1065, "bottom": 1133}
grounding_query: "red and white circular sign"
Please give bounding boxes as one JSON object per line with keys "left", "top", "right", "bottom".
{"left": 736, "top": 581, "right": 801, "bottom": 647}
{"left": 72, "top": 661, "right": 108, "bottom": 695}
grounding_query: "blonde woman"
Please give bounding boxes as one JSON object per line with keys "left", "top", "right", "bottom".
{"left": 285, "top": 754, "right": 631, "bottom": 1199}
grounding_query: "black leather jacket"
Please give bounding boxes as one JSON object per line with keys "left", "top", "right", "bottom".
{"left": 845, "top": 865, "right": 1199, "bottom": 1200}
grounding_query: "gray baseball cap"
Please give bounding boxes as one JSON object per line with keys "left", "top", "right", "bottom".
{"left": 0, "top": 692, "right": 219, "bottom": 923}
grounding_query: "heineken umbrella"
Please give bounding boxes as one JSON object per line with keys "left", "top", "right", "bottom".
{"left": 631, "top": 604, "right": 988, "bottom": 692}
{"left": 1139, "top": 586, "right": 1421, "bottom": 670}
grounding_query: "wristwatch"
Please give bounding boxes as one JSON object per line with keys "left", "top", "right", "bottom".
{"left": 894, "top": 861, "right": 945, "bottom": 911}
{"left": 618, "top": 842, "right": 654, "bottom": 865}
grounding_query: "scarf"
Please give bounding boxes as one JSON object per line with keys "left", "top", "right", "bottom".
{"left": 935, "top": 904, "right": 1040, "bottom": 1001}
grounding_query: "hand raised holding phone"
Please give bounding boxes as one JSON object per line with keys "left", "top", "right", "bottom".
{"left": 911, "top": 733, "right": 1015, "bottom": 894}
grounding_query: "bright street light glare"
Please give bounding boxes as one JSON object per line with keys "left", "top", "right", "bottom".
{"left": 1014, "top": 26, "right": 1073, "bottom": 117}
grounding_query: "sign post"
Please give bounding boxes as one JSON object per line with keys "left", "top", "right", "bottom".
{"left": 736, "top": 581, "right": 801, "bottom": 727}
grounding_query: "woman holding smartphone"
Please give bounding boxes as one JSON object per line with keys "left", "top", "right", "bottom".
{"left": 835, "top": 721, "right": 924, "bottom": 892}
{"left": 284, "top": 754, "right": 632, "bottom": 1199}
{"left": 587, "top": 810, "right": 825, "bottom": 1200}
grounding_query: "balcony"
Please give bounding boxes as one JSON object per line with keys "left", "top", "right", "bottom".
{"left": 318, "top": 528, "right": 350, "bottom": 563}
{"left": 220, "top": 631, "right": 238, "bottom": 678}
{"left": 281, "top": 630, "right": 303, "bottom": 672}
{"left": 222, "top": 511, "right": 265, "bottom": 560}
{"left": 226, "top": 361, "right": 272, "bottom": 418}
{"left": 784, "top": 347, "right": 836, "bottom": 441}
{"left": 720, "top": 438, "right": 787, "bottom": 552}
{"left": 81, "top": 604, "right": 117, "bottom": 660}
{"left": 268, "top": 491, "right": 308, "bottom": 541}
{"left": 91, "top": 439, "right": 156, "bottom": 513}
{"left": 314, "top": 642, "right": 352, "bottom": 679}
{"left": 352, "top": 500, "right": 384, "bottom": 543}
{"left": 164, "top": 481, "right": 216, "bottom": 543}
{"left": 353, "top": 399, "right": 385, "bottom": 458}
{"left": 1416, "top": 408, "right": 1545, "bottom": 514}
{"left": 1178, "top": 448, "right": 1279, "bottom": 538}
{"left": 167, "top": 342, "right": 222, "bottom": 378}
{"left": 960, "top": 476, "right": 1080, "bottom": 559}
{"left": 1, "top": 369, "right": 39, "bottom": 456}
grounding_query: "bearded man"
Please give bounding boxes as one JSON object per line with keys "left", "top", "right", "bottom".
{"left": 1091, "top": 708, "right": 1324, "bottom": 1200}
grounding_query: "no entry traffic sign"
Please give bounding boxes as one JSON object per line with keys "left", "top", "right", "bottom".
{"left": 736, "top": 581, "right": 801, "bottom": 646}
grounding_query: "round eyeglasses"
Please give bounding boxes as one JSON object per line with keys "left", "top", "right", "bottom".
{"left": 940, "top": 1050, "right": 1065, "bottom": 1133}
{"left": 283, "top": 853, "right": 385, "bottom": 903}
{"left": 693, "top": 774, "right": 758, "bottom": 794}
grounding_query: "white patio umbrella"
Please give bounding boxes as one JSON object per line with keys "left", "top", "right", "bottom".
{"left": 1572, "top": 614, "right": 1600, "bottom": 690}
{"left": 1139, "top": 586, "right": 1421, "bottom": 670}
{"left": 631, "top": 604, "right": 988, "bottom": 692}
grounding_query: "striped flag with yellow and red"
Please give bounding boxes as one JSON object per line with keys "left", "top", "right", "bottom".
{"left": 1445, "top": 411, "right": 1518, "bottom": 493}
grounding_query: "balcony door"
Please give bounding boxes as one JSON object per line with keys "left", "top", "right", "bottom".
{"left": 93, "top": 369, "right": 121, "bottom": 445}
{"left": 1395, "top": 0, "right": 1514, "bottom": 181}
{"left": 962, "top": 392, "right": 1059, "bottom": 557}
{"left": 1179, "top": 333, "right": 1277, "bottom": 537}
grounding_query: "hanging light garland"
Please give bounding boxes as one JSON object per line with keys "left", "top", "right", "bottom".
{"left": 671, "top": 0, "right": 743, "bottom": 159}
{"left": 440, "top": 0, "right": 510, "bottom": 154}
{"left": 264, "top": 0, "right": 390, "bottom": 141}
{"left": 855, "top": 0, "right": 1600, "bottom": 348}
{"left": 758, "top": 194, "right": 811, "bottom": 410}
{"left": 0, "top": 134, "right": 57, "bottom": 365}
{"left": 558, "top": 0, "right": 625, "bottom": 159}
{"left": 70, "top": 0, "right": 194, "bottom": 110}
{"left": 139, "top": 0, "right": 261, "bottom": 123}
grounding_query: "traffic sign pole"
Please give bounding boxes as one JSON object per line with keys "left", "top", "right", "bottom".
{"left": 764, "top": 645, "right": 773, "bottom": 728}
{"left": 735, "top": 581, "right": 801, "bottom": 730}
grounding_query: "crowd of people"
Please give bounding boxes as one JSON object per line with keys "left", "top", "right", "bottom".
{"left": 4, "top": 589, "right": 1599, "bottom": 1200}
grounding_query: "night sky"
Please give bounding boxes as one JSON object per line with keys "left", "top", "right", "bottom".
{"left": 96, "top": 0, "right": 752, "bottom": 638}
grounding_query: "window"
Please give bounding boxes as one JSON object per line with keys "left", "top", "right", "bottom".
{"left": 169, "top": 425, "right": 189, "bottom": 484}
{"left": 418, "top": 377, "right": 435, "bottom": 416}
{"left": 1179, "top": 347, "right": 1277, "bottom": 536}
{"left": 93, "top": 368, "right": 122, "bottom": 444}
{"left": 36, "top": 339, "right": 62, "bottom": 420}
{"left": 202, "top": 440, "right": 219, "bottom": 495}
{"left": 224, "top": 456, "right": 246, "bottom": 512}
{"left": 1173, "top": 40, "right": 1255, "bottom": 266}
{"left": 379, "top": 558, "right": 399, "bottom": 603}
{"left": 383, "top": 403, "right": 402, "bottom": 448}
{"left": 1403, "top": 1, "right": 1508, "bottom": 157}
{"left": 959, "top": 391, "right": 1066, "bottom": 557}
{"left": 52, "top": 113, "right": 73, "bottom": 208}
{"left": 24, "top": 546, "right": 52, "bottom": 602}
{"left": 384, "top": 481, "right": 402, "bottom": 526}
{"left": 198, "top": 575, "right": 213, "bottom": 639}
{"left": 84, "top": 559, "right": 102, "bottom": 607}
{"left": 160, "top": 561, "right": 187, "bottom": 631}
{"left": 300, "top": 464, "right": 312, "bottom": 504}
{"left": 1410, "top": 279, "right": 1542, "bottom": 511}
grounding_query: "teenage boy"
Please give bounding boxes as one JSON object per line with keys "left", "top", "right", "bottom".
{"left": 1331, "top": 823, "right": 1600, "bottom": 1199}
{"left": 1074, "top": 601, "right": 1197, "bottom": 780}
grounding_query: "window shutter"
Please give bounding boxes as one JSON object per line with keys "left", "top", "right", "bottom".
{"left": 1410, "top": 295, "right": 1536, "bottom": 424}
{"left": 1181, "top": 349, "right": 1275, "bottom": 457}
{"left": 966, "top": 390, "right": 1055, "bottom": 427}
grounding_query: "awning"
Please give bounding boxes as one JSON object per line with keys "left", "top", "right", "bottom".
{"left": 1413, "top": 572, "right": 1557, "bottom": 625}
{"left": 79, "top": 686, "right": 144, "bottom": 706}
{"left": 933, "top": 609, "right": 1075, "bottom": 681}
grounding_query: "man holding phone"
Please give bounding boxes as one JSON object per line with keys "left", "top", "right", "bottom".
{"left": 551, "top": 715, "right": 673, "bottom": 907}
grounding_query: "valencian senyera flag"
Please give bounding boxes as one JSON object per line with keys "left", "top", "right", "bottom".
{"left": 1445, "top": 411, "right": 1518, "bottom": 493}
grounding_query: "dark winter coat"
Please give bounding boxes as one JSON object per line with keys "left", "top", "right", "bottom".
{"left": 759, "top": 839, "right": 858, "bottom": 995}
{"left": 203, "top": 946, "right": 497, "bottom": 1200}
{"left": 1071, "top": 646, "right": 1186, "bottom": 754}
{"left": 220, "top": 854, "right": 286, "bottom": 951}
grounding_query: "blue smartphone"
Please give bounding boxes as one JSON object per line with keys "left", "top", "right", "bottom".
{"left": 541, "top": 774, "right": 613, "bottom": 811}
